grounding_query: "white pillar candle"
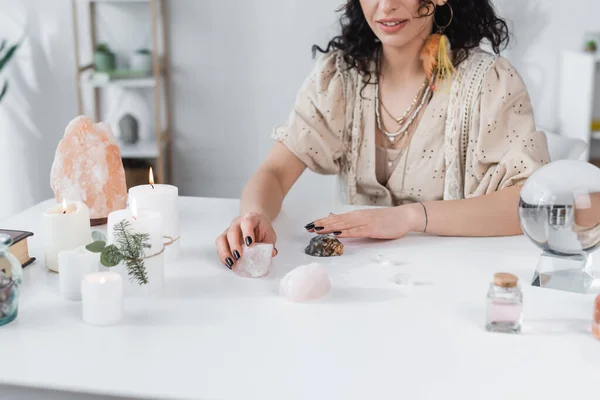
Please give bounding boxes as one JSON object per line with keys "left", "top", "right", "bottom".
{"left": 43, "top": 200, "right": 92, "bottom": 272}
{"left": 58, "top": 246, "right": 100, "bottom": 300}
{"left": 128, "top": 167, "right": 179, "bottom": 262}
{"left": 81, "top": 272, "right": 124, "bottom": 326}
{"left": 106, "top": 203, "right": 165, "bottom": 296}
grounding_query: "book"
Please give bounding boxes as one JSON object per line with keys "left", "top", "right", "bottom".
{"left": 0, "top": 229, "right": 35, "bottom": 268}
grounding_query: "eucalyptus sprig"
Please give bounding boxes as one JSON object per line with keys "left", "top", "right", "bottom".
{"left": 86, "top": 220, "right": 152, "bottom": 285}
{"left": 0, "top": 38, "right": 21, "bottom": 103}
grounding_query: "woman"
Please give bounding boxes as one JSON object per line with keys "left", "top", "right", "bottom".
{"left": 216, "top": 0, "right": 550, "bottom": 268}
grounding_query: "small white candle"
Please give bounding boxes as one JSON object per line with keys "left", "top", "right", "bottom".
{"left": 128, "top": 167, "right": 180, "bottom": 262}
{"left": 107, "top": 200, "right": 165, "bottom": 296}
{"left": 81, "top": 272, "right": 124, "bottom": 326}
{"left": 43, "top": 199, "right": 92, "bottom": 272}
{"left": 58, "top": 246, "right": 100, "bottom": 300}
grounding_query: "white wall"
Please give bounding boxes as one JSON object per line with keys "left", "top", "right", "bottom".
{"left": 0, "top": 0, "right": 77, "bottom": 220}
{"left": 2, "top": 0, "right": 600, "bottom": 220}
{"left": 168, "top": 0, "right": 341, "bottom": 201}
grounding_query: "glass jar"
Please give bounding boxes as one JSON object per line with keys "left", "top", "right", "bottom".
{"left": 0, "top": 233, "right": 23, "bottom": 326}
{"left": 485, "top": 273, "right": 523, "bottom": 334}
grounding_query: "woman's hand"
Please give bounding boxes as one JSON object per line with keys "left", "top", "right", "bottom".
{"left": 215, "top": 212, "right": 278, "bottom": 269}
{"left": 305, "top": 205, "right": 425, "bottom": 239}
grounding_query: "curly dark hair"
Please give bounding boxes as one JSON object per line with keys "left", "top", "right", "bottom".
{"left": 313, "top": 0, "right": 509, "bottom": 79}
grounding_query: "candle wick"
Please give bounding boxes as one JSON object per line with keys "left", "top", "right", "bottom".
{"left": 62, "top": 211, "right": 66, "bottom": 214}
{"left": 151, "top": 184, "right": 155, "bottom": 189}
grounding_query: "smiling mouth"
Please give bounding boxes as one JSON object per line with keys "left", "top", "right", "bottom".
{"left": 380, "top": 20, "right": 407, "bottom": 27}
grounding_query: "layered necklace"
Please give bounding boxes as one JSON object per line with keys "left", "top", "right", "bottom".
{"left": 375, "top": 77, "right": 431, "bottom": 143}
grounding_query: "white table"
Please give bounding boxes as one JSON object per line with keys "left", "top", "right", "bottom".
{"left": 1, "top": 197, "right": 599, "bottom": 400}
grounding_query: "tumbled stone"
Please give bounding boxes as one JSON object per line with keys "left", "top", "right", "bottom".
{"left": 279, "top": 263, "right": 331, "bottom": 302}
{"left": 305, "top": 235, "right": 343, "bottom": 257}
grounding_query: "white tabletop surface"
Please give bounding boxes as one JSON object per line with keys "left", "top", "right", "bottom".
{"left": 1, "top": 197, "right": 599, "bottom": 400}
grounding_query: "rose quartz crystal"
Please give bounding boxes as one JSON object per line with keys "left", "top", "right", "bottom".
{"left": 233, "top": 244, "right": 273, "bottom": 278}
{"left": 279, "top": 263, "right": 331, "bottom": 302}
{"left": 50, "top": 116, "right": 127, "bottom": 221}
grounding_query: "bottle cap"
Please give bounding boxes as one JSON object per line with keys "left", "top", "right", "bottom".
{"left": 493, "top": 272, "right": 518, "bottom": 288}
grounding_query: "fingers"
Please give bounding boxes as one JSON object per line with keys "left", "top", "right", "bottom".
{"left": 215, "top": 233, "right": 235, "bottom": 269}
{"left": 333, "top": 225, "right": 369, "bottom": 238}
{"left": 310, "top": 211, "right": 362, "bottom": 235}
{"left": 240, "top": 212, "right": 259, "bottom": 247}
{"left": 226, "top": 227, "right": 243, "bottom": 262}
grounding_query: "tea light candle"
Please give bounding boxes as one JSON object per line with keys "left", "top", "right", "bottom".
{"left": 128, "top": 167, "right": 180, "bottom": 262}
{"left": 43, "top": 199, "right": 92, "bottom": 272}
{"left": 81, "top": 272, "right": 124, "bottom": 326}
{"left": 58, "top": 246, "right": 100, "bottom": 300}
{"left": 107, "top": 199, "right": 165, "bottom": 295}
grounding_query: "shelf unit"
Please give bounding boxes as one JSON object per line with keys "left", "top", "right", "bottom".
{"left": 559, "top": 51, "right": 600, "bottom": 162}
{"left": 70, "top": 0, "right": 172, "bottom": 185}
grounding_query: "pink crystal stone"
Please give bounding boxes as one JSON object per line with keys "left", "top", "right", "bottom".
{"left": 279, "top": 263, "right": 331, "bottom": 302}
{"left": 50, "top": 116, "right": 127, "bottom": 223}
{"left": 233, "top": 244, "right": 273, "bottom": 278}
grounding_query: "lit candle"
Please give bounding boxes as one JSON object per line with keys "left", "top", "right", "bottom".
{"left": 58, "top": 246, "right": 100, "bottom": 300}
{"left": 43, "top": 199, "right": 92, "bottom": 272}
{"left": 128, "top": 167, "right": 180, "bottom": 262}
{"left": 81, "top": 272, "right": 124, "bottom": 326}
{"left": 106, "top": 199, "right": 165, "bottom": 296}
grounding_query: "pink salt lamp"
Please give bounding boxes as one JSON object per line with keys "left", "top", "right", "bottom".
{"left": 50, "top": 116, "right": 127, "bottom": 225}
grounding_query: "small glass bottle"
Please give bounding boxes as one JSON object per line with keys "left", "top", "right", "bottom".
{"left": 0, "top": 233, "right": 23, "bottom": 326}
{"left": 593, "top": 295, "right": 600, "bottom": 340}
{"left": 485, "top": 273, "right": 523, "bottom": 334}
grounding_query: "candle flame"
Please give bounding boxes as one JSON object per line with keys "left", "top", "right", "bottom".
{"left": 131, "top": 197, "right": 138, "bottom": 219}
{"left": 61, "top": 198, "right": 68, "bottom": 214}
{"left": 100, "top": 276, "right": 106, "bottom": 284}
{"left": 149, "top": 167, "right": 155, "bottom": 188}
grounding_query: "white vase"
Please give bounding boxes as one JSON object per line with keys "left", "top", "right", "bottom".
{"left": 129, "top": 53, "right": 153, "bottom": 75}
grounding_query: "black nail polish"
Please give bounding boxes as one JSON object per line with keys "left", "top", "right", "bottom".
{"left": 226, "top": 258, "right": 234, "bottom": 268}
{"left": 233, "top": 250, "right": 240, "bottom": 260}
{"left": 305, "top": 223, "right": 315, "bottom": 230}
{"left": 315, "top": 227, "right": 324, "bottom": 231}
{"left": 245, "top": 236, "right": 253, "bottom": 246}
{"left": 333, "top": 231, "right": 342, "bottom": 235}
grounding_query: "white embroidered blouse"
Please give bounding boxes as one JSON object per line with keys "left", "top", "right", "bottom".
{"left": 272, "top": 49, "right": 551, "bottom": 206}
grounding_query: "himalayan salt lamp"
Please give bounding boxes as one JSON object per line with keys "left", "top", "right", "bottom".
{"left": 50, "top": 116, "right": 127, "bottom": 225}
{"left": 279, "top": 263, "right": 331, "bottom": 302}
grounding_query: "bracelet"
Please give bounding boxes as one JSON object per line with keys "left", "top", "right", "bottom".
{"left": 419, "top": 202, "right": 428, "bottom": 233}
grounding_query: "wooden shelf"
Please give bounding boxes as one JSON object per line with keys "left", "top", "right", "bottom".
{"left": 85, "top": 74, "right": 157, "bottom": 88}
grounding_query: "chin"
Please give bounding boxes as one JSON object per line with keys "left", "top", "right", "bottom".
{"left": 379, "top": 36, "right": 413, "bottom": 49}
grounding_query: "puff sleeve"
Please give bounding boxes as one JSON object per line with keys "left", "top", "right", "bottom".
{"left": 271, "top": 52, "right": 347, "bottom": 175}
{"left": 464, "top": 57, "right": 551, "bottom": 198}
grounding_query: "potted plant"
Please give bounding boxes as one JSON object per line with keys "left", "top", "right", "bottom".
{"left": 130, "top": 48, "right": 153, "bottom": 75}
{"left": 585, "top": 40, "right": 598, "bottom": 53}
{"left": 94, "top": 42, "right": 116, "bottom": 72}
{"left": 0, "top": 39, "right": 20, "bottom": 103}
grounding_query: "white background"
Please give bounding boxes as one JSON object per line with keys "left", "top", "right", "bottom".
{"left": 1, "top": 0, "right": 600, "bottom": 219}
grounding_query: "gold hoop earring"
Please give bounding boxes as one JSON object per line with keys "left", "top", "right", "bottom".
{"left": 433, "top": 2, "right": 454, "bottom": 33}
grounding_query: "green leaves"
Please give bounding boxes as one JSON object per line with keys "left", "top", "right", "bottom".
{"left": 0, "top": 38, "right": 21, "bottom": 104}
{"left": 86, "top": 240, "right": 106, "bottom": 253}
{"left": 100, "top": 244, "right": 124, "bottom": 267}
{"left": 92, "top": 231, "right": 107, "bottom": 242}
{"left": 0, "top": 43, "right": 19, "bottom": 73}
{"left": 0, "top": 82, "right": 7, "bottom": 103}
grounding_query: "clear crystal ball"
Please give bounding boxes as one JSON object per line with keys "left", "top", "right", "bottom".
{"left": 518, "top": 160, "right": 600, "bottom": 256}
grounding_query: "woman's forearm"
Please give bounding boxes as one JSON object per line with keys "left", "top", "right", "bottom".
{"left": 406, "top": 185, "right": 523, "bottom": 237}
{"left": 240, "top": 169, "right": 286, "bottom": 222}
